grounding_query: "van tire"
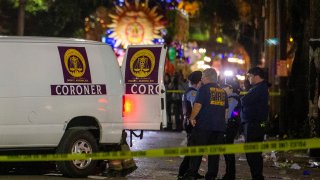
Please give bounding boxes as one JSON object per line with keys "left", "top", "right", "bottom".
{"left": 56, "top": 129, "right": 98, "bottom": 178}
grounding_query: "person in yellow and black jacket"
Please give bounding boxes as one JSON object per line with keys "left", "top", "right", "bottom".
{"left": 183, "top": 68, "right": 228, "bottom": 180}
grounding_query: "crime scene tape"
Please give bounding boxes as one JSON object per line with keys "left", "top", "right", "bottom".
{"left": 167, "top": 90, "right": 280, "bottom": 96}
{"left": 166, "top": 90, "right": 185, "bottom": 93}
{"left": 0, "top": 138, "right": 319, "bottom": 162}
{"left": 239, "top": 91, "right": 280, "bottom": 96}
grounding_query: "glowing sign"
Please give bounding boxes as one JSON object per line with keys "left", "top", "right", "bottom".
{"left": 108, "top": 2, "right": 165, "bottom": 48}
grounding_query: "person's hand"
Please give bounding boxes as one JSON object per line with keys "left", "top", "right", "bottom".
{"left": 191, "top": 119, "right": 196, "bottom": 127}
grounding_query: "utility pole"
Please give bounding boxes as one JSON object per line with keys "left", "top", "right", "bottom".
{"left": 309, "top": 0, "right": 320, "bottom": 158}
{"left": 278, "top": 0, "right": 288, "bottom": 137}
{"left": 17, "top": 0, "right": 26, "bottom": 36}
{"left": 265, "top": 0, "right": 282, "bottom": 136}
{"left": 286, "top": 0, "right": 310, "bottom": 137}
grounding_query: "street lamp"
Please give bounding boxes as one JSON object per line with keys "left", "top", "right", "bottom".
{"left": 223, "top": 70, "right": 234, "bottom": 84}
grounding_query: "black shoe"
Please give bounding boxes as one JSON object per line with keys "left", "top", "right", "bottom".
{"left": 102, "top": 169, "right": 122, "bottom": 177}
{"left": 204, "top": 175, "right": 216, "bottom": 180}
{"left": 102, "top": 166, "right": 137, "bottom": 177}
{"left": 181, "top": 173, "right": 195, "bottom": 180}
{"left": 121, "top": 165, "right": 137, "bottom": 176}
{"left": 219, "top": 175, "right": 235, "bottom": 180}
{"left": 195, "top": 173, "right": 204, "bottom": 179}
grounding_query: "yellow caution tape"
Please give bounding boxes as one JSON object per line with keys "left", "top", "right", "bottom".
{"left": 240, "top": 91, "right": 281, "bottom": 96}
{"left": 0, "top": 138, "right": 319, "bottom": 161}
{"left": 168, "top": 90, "right": 281, "bottom": 96}
{"left": 269, "top": 92, "right": 281, "bottom": 96}
{"left": 166, "top": 90, "right": 185, "bottom": 93}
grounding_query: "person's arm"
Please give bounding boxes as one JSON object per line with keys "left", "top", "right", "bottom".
{"left": 190, "top": 103, "right": 202, "bottom": 127}
{"left": 225, "top": 108, "right": 229, "bottom": 122}
{"left": 241, "top": 87, "right": 259, "bottom": 106}
{"left": 224, "top": 92, "right": 229, "bottom": 122}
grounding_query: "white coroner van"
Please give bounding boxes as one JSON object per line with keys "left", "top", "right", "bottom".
{"left": 0, "top": 37, "right": 167, "bottom": 177}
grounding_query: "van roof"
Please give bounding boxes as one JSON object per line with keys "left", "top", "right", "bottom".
{"left": 0, "top": 36, "right": 105, "bottom": 45}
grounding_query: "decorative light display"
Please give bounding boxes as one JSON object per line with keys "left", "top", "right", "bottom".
{"left": 216, "top": 36, "right": 223, "bottom": 43}
{"left": 84, "top": 6, "right": 109, "bottom": 41}
{"left": 265, "top": 38, "right": 279, "bottom": 45}
{"left": 168, "top": 47, "right": 176, "bottom": 62}
{"left": 289, "top": 37, "right": 294, "bottom": 43}
{"left": 107, "top": 1, "right": 165, "bottom": 48}
{"left": 177, "top": 0, "right": 200, "bottom": 17}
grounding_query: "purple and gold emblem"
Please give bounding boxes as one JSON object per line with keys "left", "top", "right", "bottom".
{"left": 130, "top": 49, "right": 155, "bottom": 78}
{"left": 125, "top": 47, "right": 161, "bottom": 84}
{"left": 124, "top": 46, "right": 163, "bottom": 94}
{"left": 58, "top": 47, "right": 91, "bottom": 83}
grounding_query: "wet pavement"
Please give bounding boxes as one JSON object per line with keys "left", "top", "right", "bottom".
{"left": 120, "top": 131, "right": 320, "bottom": 180}
{"left": 0, "top": 130, "right": 320, "bottom": 179}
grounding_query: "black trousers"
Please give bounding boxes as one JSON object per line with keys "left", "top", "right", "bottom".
{"left": 173, "top": 99, "right": 183, "bottom": 131}
{"left": 187, "top": 130, "right": 224, "bottom": 180}
{"left": 243, "top": 122, "right": 265, "bottom": 180}
{"left": 223, "top": 122, "right": 239, "bottom": 179}
{"left": 165, "top": 98, "right": 172, "bottom": 130}
{"left": 178, "top": 133, "right": 193, "bottom": 176}
{"left": 179, "top": 156, "right": 191, "bottom": 177}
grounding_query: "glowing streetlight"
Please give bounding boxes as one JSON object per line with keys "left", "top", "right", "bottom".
{"left": 289, "top": 37, "right": 294, "bottom": 43}
{"left": 223, "top": 70, "right": 234, "bottom": 84}
{"left": 204, "top": 56, "right": 211, "bottom": 62}
{"left": 216, "top": 36, "right": 223, "bottom": 43}
{"left": 199, "top": 48, "right": 206, "bottom": 53}
{"left": 227, "top": 57, "right": 245, "bottom": 64}
{"left": 224, "top": 70, "right": 234, "bottom": 77}
{"left": 236, "top": 75, "right": 246, "bottom": 81}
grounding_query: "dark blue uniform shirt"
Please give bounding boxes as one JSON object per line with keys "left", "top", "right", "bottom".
{"left": 194, "top": 83, "right": 228, "bottom": 132}
{"left": 240, "top": 81, "right": 269, "bottom": 123}
{"left": 182, "top": 87, "right": 198, "bottom": 118}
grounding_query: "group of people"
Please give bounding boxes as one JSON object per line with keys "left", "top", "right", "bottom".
{"left": 177, "top": 67, "right": 269, "bottom": 180}
{"left": 164, "top": 71, "right": 189, "bottom": 131}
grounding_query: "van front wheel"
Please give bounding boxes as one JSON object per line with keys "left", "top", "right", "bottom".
{"left": 56, "top": 129, "right": 98, "bottom": 178}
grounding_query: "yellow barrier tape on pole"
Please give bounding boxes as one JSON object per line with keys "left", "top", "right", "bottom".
{"left": 0, "top": 138, "right": 319, "bottom": 162}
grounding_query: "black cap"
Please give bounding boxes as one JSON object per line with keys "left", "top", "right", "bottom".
{"left": 247, "top": 67, "right": 265, "bottom": 79}
{"left": 188, "top": 71, "right": 202, "bottom": 85}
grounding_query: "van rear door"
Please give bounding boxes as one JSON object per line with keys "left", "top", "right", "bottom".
{"left": 121, "top": 45, "right": 167, "bottom": 130}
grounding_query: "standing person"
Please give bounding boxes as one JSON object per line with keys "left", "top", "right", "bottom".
{"left": 241, "top": 67, "right": 269, "bottom": 180}
{"left": 221, "top": 85, "right": 241, "bottom": 180}
{"left": 178, "top": 71, "right": 203, "bottom": 179}
{"left": 184, "top": 68, "right": 229, "bottom": 180}
{"left": 171, "top": 71, "right": 187, "bottom": 131}
{"left": 164, "top": 73, "right": 173, "bottom": 130}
